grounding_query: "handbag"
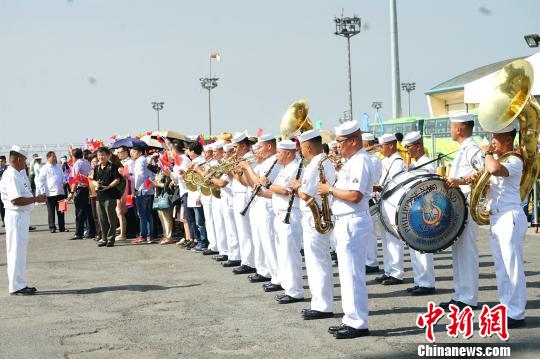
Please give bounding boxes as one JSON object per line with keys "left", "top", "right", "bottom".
{"left": 152, "top": 192, "right": 172, "bottom": 210}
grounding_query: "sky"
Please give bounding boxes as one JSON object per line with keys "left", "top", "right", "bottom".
{"left": 1, "top": 0, "right": 539, "bottom": 146}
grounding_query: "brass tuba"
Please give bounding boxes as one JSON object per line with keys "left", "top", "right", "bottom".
{"left": 280, "top": 99, "right": 314, "bottom": 139}
{"left": 306, "top": 156, "right": 334, "bottom": 234}
{"left": 470, "top": 59, "right": 540, "bottom": 225}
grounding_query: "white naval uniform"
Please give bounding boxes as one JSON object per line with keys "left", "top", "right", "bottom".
{"left": 220, "top": 173, "right": 239, "bottom": 260}
{"left": 380, "top": 152, "right": 405, "bottom": 280}
{"left": 0, "top": 167, "right": 34, "bottom": 293}
{"left": 209, "top": 159, "right": 228, "bottom": 255}
{"left": 200, "top": 159, "right": 217, "bottom": 252}
{"left": 487, "top": 155, "right": 527, "bottom": 320}
{"left": 272, "top": 158, "right": 304, "bottom": 298}
{"left": 408, "top": 155, "right": 436, "bottom": 288}
{"left": 299, "top": 153, "right": 336, "bottom": 312}
{"left": 332, "top": 148, "right": 372, "bottom": 329}
{"left": 232, "top": 151, "right": 256, "bottom": 268}
{"left": 449, "top": 137, "right": 482, "bottom": 306}
{"left": 367, "top": 153, "right": 383, "bottom": 268}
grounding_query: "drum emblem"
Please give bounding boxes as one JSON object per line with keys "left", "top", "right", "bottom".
{"left": 409, "top": 192, "right": 451, "bottom": 237}
{"left": 421, "top": 199, "right": 442, "bottom": 227}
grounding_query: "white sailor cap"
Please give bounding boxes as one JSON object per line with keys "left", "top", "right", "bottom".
{"left": 378, "top": 133, "right": 397, "bottom": 144}
{"left": 450, "top": 113, "right": 474, "bottom": 123}
{"left": 492, "top": 122, "right": 516, "bottom": 134}
{"left": 361, "top": 133, "right": 375, "bottom": 141}
{"left": 203, "top": 144, "right": 213, "bottom": 152}
{"left": 257, "top": 133, "right": 274, "bottom": 143}
{"left": 232, "top": 132, "right": 247, "bottom": 144}
{"left": 329, "top": 140, "right": 338, "bottom": 148}
{"left": 335, "top": 120, "right": 360, "bottom": 136}
{"left": 223, "top": 143, "right": 234, "bottom": 152}
{"left": 298, "top": 128, "right": 320, "bottom": 143}
{"left": 212, "top": 140, "right": 224, "bottom": 150}
{"left": 252, "top": 142, "right": 261, "bottom": 150}
{"left": 35, "top": 155, "right": 42, "bottom": 160}
{"left": 402, "top": 131, "right": 422, "bottom": 146}
{"left": 277, "top": 140, "right": 296, "bottom": 150}
{"left": 10, "top": 145, "right": 28, "bottom": 158}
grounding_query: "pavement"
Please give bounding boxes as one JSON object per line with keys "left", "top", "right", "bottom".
{"left": 0, "top": 205, "right": 539, "bottom": 359}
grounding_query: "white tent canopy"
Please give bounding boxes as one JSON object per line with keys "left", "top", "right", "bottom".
{"left": 464, "top": 52, "right": 540, "bottom": 104}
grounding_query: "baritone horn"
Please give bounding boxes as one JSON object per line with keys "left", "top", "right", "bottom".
{"left": 280, "top": 99, "right": 314, "bottom": 139}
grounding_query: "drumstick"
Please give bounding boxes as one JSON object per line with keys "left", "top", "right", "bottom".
{"left": 409, "top": 150, "right": 459, "bottom": 172}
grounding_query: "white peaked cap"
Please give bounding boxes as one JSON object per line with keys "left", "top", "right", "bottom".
{"left": 257, "top": 133, "right": 274, "bottom": 143}
{"left": 223, "top": 143, "right": 234, "bottom": 152}
{"left": 203, "top": 144, "right": 213, "bottom": 152}
{"left": 10, "top": 145, "right": 28, "bottom": 158}
{"left": 450, "top": 113, "right": 474, "bottom": 123}
{"left": 298, "top": 128, "right": 320, "bottom": 143}
{"left": 212, "top": 141, "right": 224, "bottom": 150}
{"left": 277, "top": 140, "right": 296, "bottom": 150}
{"left": 402, "top": 131, "right": 422, "bottom": 145}
{"left": 361, "top": 133, "right": 375, "bottom": 141}
{"left": 378, "top": 133, "right": 397, "bottom": 144}
{"left": 329, "top": 140, "right": 338, "bottom": 148}
{"left": 232, "top": 132, "right": 247, "bottom": 144}
{"left": 335, "top": 120, "right": 360, "bottom": 136}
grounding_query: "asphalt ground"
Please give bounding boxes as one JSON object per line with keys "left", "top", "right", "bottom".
{"left": 0, "top": 205, "right": 539, "bottom": 359}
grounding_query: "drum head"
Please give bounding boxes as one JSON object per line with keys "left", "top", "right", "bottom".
{"left": 396, "top": 176, "right": 467, "bottom": 253}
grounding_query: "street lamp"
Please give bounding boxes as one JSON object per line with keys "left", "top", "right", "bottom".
{"left": 338, "top": 110, "right": 352, "bottom": 124}
{"left": 200, "top": 77, "right": 219, "bottom": 136}
{"left": 151, "top": 101, "right": 164, "bottom": 131}
{"left": 334, "top": 13, "right": 361, "bottom": 122}
{"left": 371, "top": 102, "right": 382, "bottom": 133}
{"left": 524, "top": 34, "right": 540, "bottom": 48}
{"left": 401, "top": 82, "right": 416, "bottom": 117}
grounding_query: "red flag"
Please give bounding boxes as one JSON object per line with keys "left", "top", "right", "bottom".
{"left": 58, "top": 200, "right": 68, "bottom": 213}
{"left": 199, "top": 135, "right": 206, "bottom": 146}
{"left": 162, "top": 151, "right": 169, "bottom": 163}
{"left": 144, "top": 178, "right": 153, "bottom": 189}
{"left": 68, "top": 173, "right": 81, "bottom": 187}
{"left": 80, "top": 175, "right": 89, "bottom": 185}
{"left": 257, "top": 128, "right": 263, "bottom": 137}
{"left": 126, "top": 194, "right": 134, "bottom": 208}
{"left": 157, "top": 136, "right": 166, "bottom": 144}
{"left": 160, "top": 157, "right": 171, "bottom": 168}
{"left": 122, "top": 165, "right": 129, "bottom": 176}
{"left": 174, "top": 154, "right": 183, "bottom": 166}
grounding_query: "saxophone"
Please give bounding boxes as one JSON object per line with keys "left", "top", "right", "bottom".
{"left": 306, "top": 156, "right": 334, "bottom": 234}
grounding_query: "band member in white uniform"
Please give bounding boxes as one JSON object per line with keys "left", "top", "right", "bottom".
{"left": 318, "top": 120, "right": 372, "bottom": 339}
{"left": 374, "top": 134, "right": 405, "bottom": 286}
{"left": 230, "top": 132, "right": 257, "bottom": 274}
{"left": 464, "top": 122, "right": 528, "bottom": 328}
{"left": 200, "top": 144, "right": 218, "bottom": 254}
{"left": 261, "top": 140, "right": 304, "bottom": 304}
{"left": 240, "top": 134, "right": 283, "bottom": 289}
{"left": 442, "top": 113, "right": 483, "bottom": 310}
{"left": 361, "top": 133, "right": 383, "bottom": 273}
{"left": 207, "top": 141, "right": 229, "bottom": 257}
{"left": 0, "top": 146, "right": 46, "bottom": 295}
{"left": 291, "top": 129, "right": 336, "bottom": 319}
{"left": 402, "top": 131, "right": 436, "bottom": 295}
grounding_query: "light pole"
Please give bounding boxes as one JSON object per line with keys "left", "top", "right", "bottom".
{"left": 524, "top": 34, "right": 540, "bottom": 48}
{"left": 401, "top": 82, "right": 416, "bottom": 116}
{"left": 151, "top": 101, "right": 164, "bottom": 131}
{"left": 338, "top": 110, "right": 352, "bottom": 124}
{"left": 371, "top": 102, "right": 382, "bottom": 134}
{"left": 200, "top": 77, "right": 219, "bottom": 136}
{"left": 334, "top": 13, "right": 361, "bottom": 122}
{"left": 390, "top": 0, "right": 402, "bottom": 119}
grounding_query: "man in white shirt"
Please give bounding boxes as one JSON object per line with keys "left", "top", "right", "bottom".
{"left": 464, "top": 122, "right": 528, "bottom": 329}
{"left": 36, "top": 151, "right": 67, "bottom": 233}
{"left": 291, "top": 129, "right": 336, "bottom": 319}
{"left": 318, "top": 120, "right": 372, "bottom": 339}
{"left": 374, "top": 134, "right": 405, "bottom": 286}
{"left": 0, "top": 145, "right": 46, "bottom": 295}
{"left": 131, "top": 145, "right": 156, "bottom": 244}
{"left": 443, "top": 113, "right": 483, "bottom": 310}
{"left": 402, "top": 131, "right": 436, "bottom": 296}
{"left": 261, "top": 139, "right": 304, "bottom": 304}
{"left": 199, "top": 144, "right": 218, "bottom": 254}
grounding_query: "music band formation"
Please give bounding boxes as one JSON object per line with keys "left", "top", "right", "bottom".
{"left": 1, "top": 59, "right": 537, "bottom": 340}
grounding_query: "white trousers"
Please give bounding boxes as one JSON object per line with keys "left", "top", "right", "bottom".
{"left": 382, "top": 230, "right": 404, "bottom": 280}
{"left": 233, "top": 193, "right": 255, "bottom": 267}
{"left": 222, "top": 195, "right": 240, "bottom": 261}
{"left": 274, "top": 209, "right": 304, "bottom": 298}
{"left": 366, "top": 212, "right": 380, "bottom": 267}
{"left": 5, "top": 210, "right": 31, "bottom": 293}
{"left": 489, "top": 208, "right": 528, "bottom": 320}
{"left": 302, "top": 213, "right": 334, "bottom": 312}
{"left": 335, "top": 213, "right": 372, "bottom": 329}
{"left": 452, "top": 212, "right": 479, "bottom": 306}
{"left": 249, "top": 200, "right": 271, "bottom": 277}
{"left": 201, "top": 195, "right": 217, "bottom": 251}
{"left": 256, "top": 200, "right": 280, "bottom": 285}
{"left": 409, "top": 249, "right": 435, "bottom": 288}
{"left": 212, "top": 196, "right": 228, "bottom": 255}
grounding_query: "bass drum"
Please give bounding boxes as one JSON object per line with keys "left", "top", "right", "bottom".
{"left": 378, "top": 170, "right": 467, "bottom": 253}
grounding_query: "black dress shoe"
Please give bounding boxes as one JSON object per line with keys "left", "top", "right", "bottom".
{"left": 69, "top": 235, "right": 83, "bottom": 240}
{"left": 381, "top": 276, "right": 403, "bottom": 285}
{"left": 106, "top": 242, "right": 115, "bottom": 247}
{"left": 411, "top": 287, "right": 436, "bottom": 296}
{"left": 203, "top": 249, "right": 219, "bottom": 256}
{"left": 233, "top": 265, "right": 256, "bottom": 275}
{"left": 248, "top": 274, "right": 271, "bottom": 283}
{"left": 263, "top": 283, "right": 283, "bottom": 292}
{"left": 222, "top": 260, "right": 241, "bottom": 267}
{"left": 375, "top": 274, "right": 389, "bottom": 283}
{"left": 213, "top": 255, "right": 228, "bottom": 262}
{"left": 302, "top": 309, "right": 334, "bottom": 320}
{"left": 10, "top": 287, "right": 36, "bottom": 296}
{"left": 59, "top": 229, "right": 68, "bottom": 232}
{"left": 275, "top": 294, "right": 304, "bottom": 304}
{"left": 508, "top": 317, "right": 526, "bottom": 329}
{"left": 439, "top": 299, "right": 478, "bottom": 311}
{"left": 328, "top": 324, "right": 348, "bottom": 334}
{"left": 49, "top": 229, "right": 56, "bottom": 233}
{"left": 406, "top": 286, "right": 419, "bottom": 293}
{"left": 333, "top": 326, "right": 370, "bottom": 339}
{"left": 365, "top": 265, "right": 380, "bottom": 274}
{"left": 29, "top": 226, "right": 36, "bottom": 231}
{"left": 97, "top": 241, "right": 107, "bottom": 247}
